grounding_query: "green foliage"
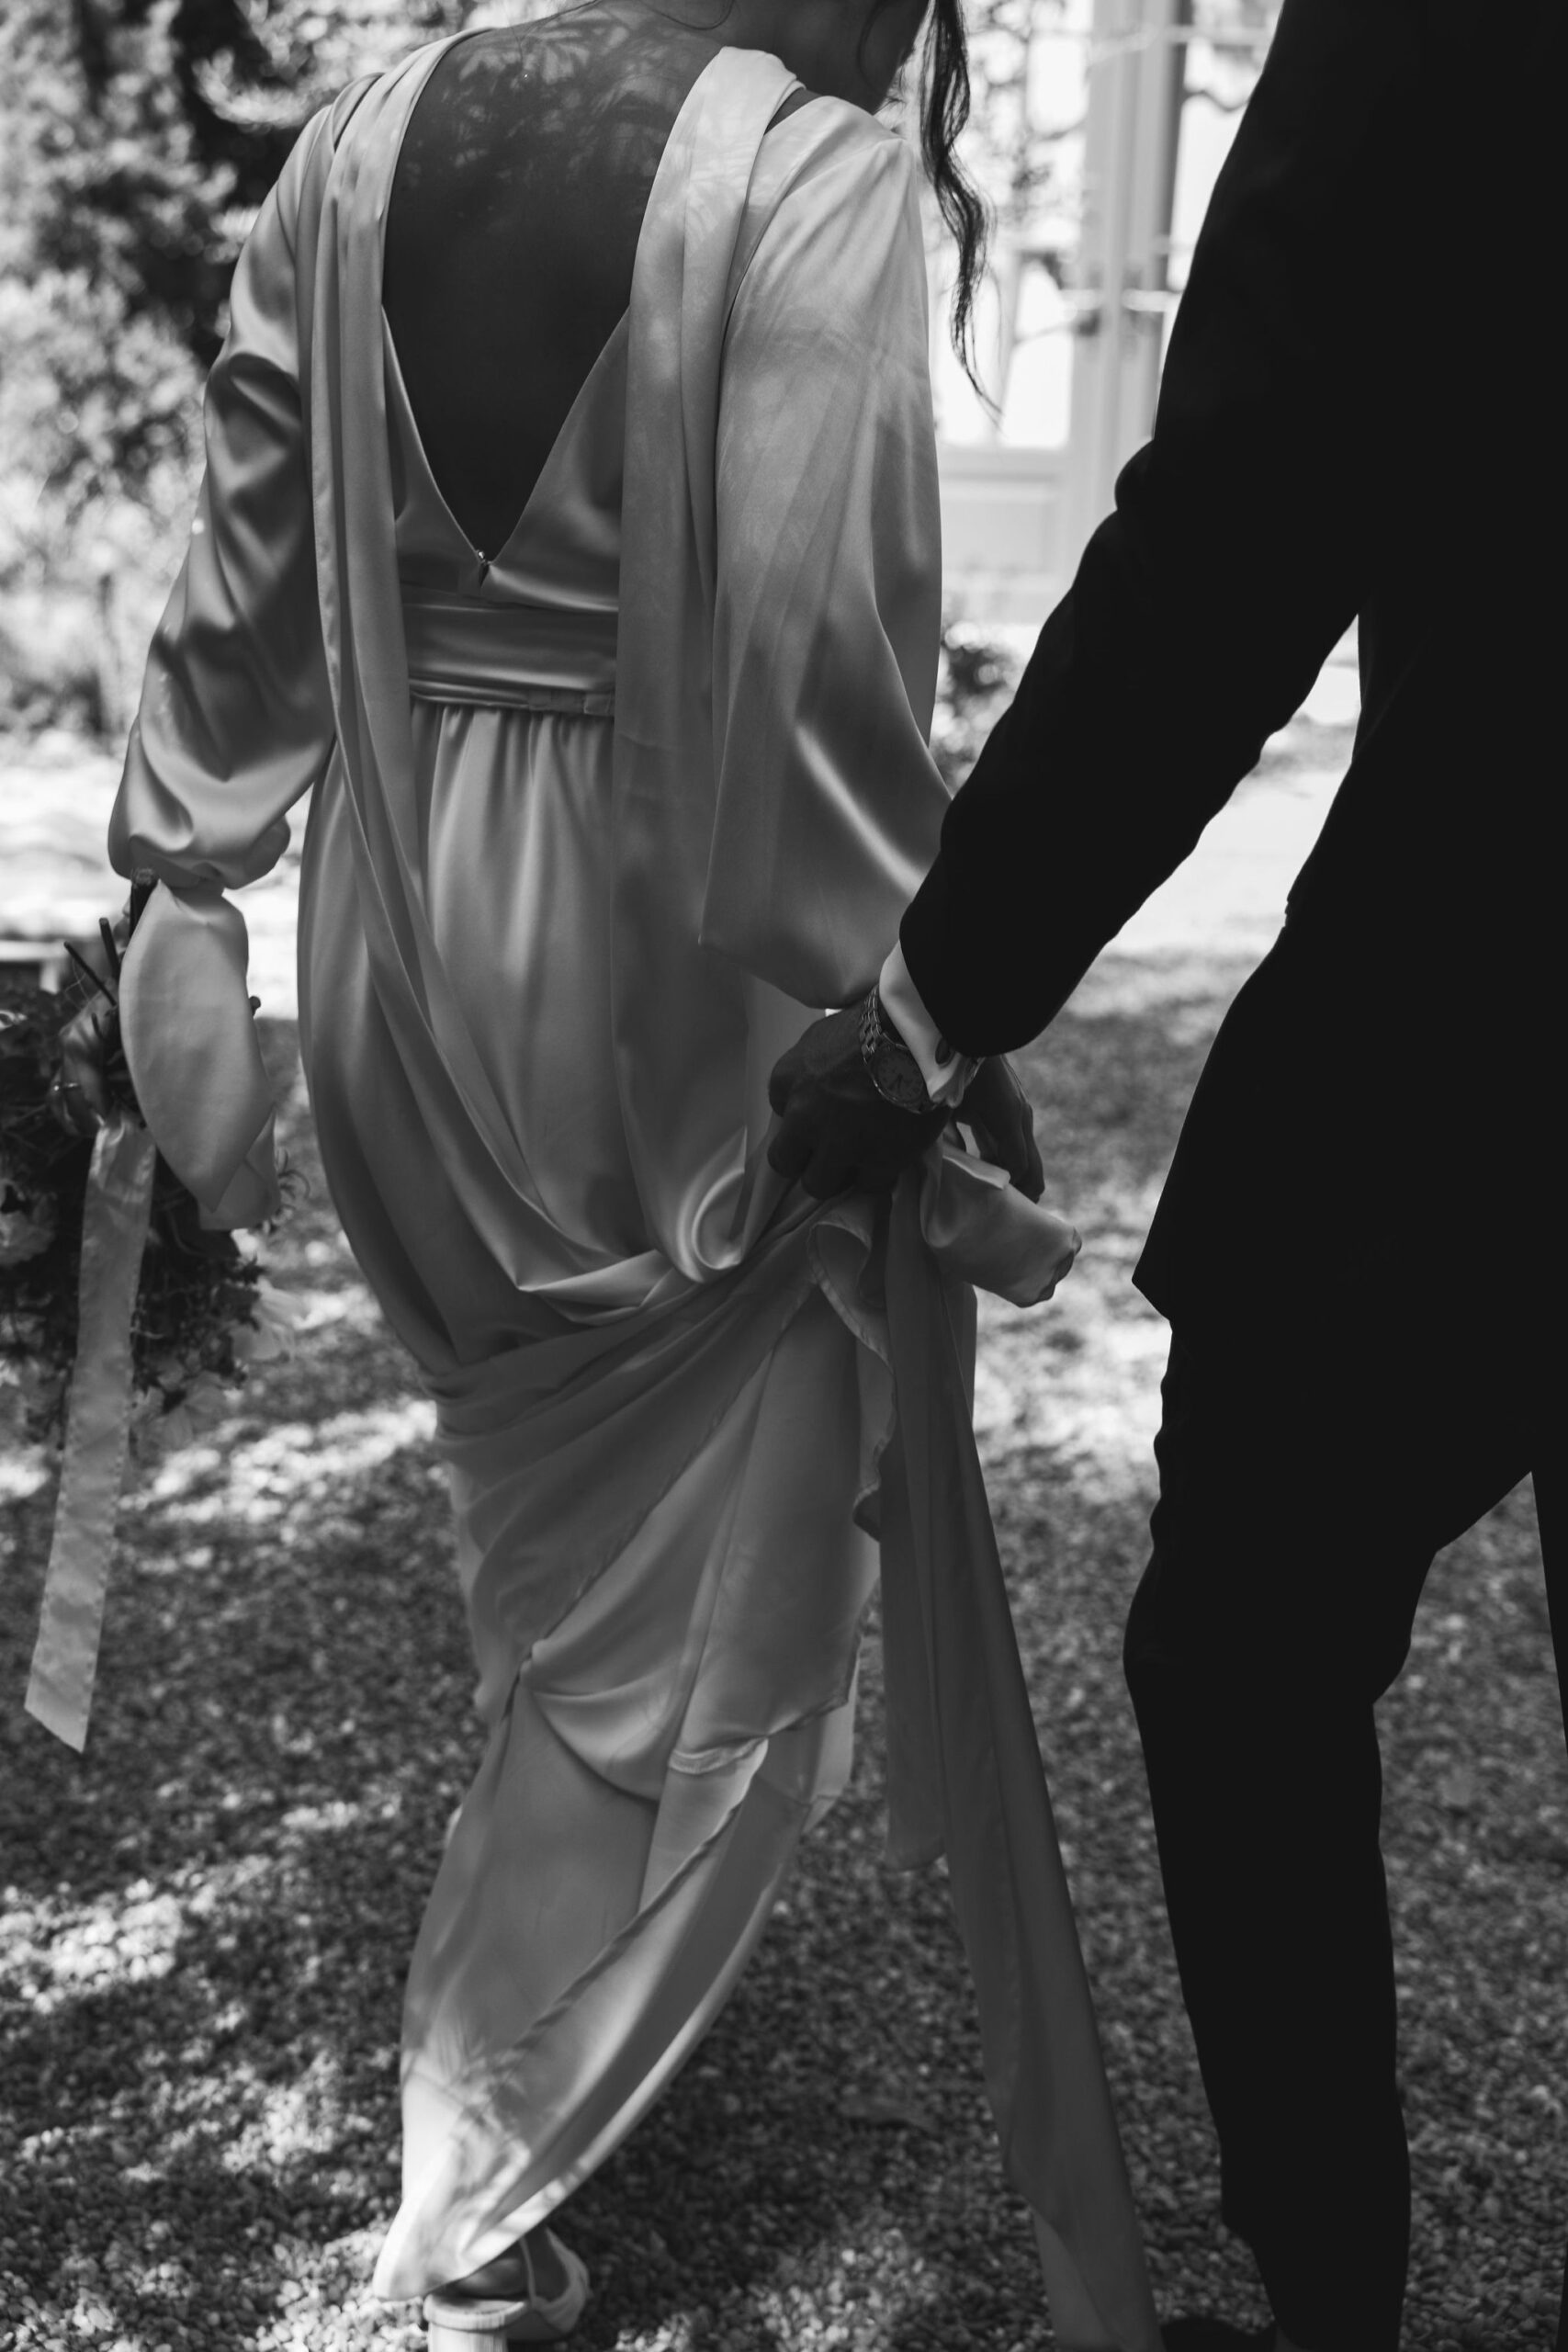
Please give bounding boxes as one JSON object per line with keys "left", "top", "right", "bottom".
{"left": 4, "top": 1, "right": 230, "bottom": 529}
{"left": 2, "top": 0, "right": 469, "bottom": 378}
{"left": 0, "top": 0, "right": 472, "bottom": 733}
{"left": 931, "top": 618, "right": 1025, "bottom": 789}
{"left": 0, "top": 0, "right": 1272, "bottom": 736}
{"left": 957, "top": 0, "right": 1075, "bottom": 239}
{"left": 0, "top": 974, "right": 269, "bottom": 1449}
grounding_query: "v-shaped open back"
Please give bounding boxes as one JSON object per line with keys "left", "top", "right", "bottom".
{"left": 382, "top": 301, "right": 630, "bottom": 606}
{"left": 380, "top": 16, "right": 734, "bottom": 560}
{"left": 378, "top": 29, "right": 707, "bottom": 710}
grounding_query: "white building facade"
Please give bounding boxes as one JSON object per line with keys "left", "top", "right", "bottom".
{"left": 932, "top": 0, "right": 1282, "bottom": 623}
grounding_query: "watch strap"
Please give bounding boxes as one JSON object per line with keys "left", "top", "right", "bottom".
{"left": 858, "top": 986, "right": 936, "bottom": 1114}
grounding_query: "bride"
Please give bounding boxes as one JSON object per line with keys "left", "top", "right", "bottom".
{"left": 105, "top": 0, "right": 1162, "bottom": 2344}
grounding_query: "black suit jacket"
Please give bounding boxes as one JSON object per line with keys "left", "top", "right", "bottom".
{"left": 900, "top": 0, "right": 1562, "bottom": 1362}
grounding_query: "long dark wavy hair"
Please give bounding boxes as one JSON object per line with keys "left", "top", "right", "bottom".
{"left": 500, "top": 0, "right": 990, "bottom": 393}
{"left": 897, "top": 0, "right": 989, "bottom": 393}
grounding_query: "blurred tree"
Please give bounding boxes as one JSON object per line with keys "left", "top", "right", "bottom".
{"left": 0, "top": 0, "right": 472, "bottom": 728}
{"left": 959, "top": 0, "right": 1075, "bottom": 250}
{"left": 2, "top": 0, "right": 1270, "bottom": 730}
{"left": 0, "top": 0, "right": 469, "bottom": 497}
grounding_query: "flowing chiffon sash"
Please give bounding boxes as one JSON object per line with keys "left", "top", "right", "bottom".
{"left": 877, "top": 1176, "right": 1161, "bottom": 2347}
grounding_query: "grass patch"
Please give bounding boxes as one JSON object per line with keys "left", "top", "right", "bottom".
{"left": 3, "top": 971, "right": 1563, "bottom": 2350}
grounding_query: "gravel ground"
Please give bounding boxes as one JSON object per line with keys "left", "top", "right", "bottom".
{"left": 3, "top": 696, "right": 1565, "bottom": 2349}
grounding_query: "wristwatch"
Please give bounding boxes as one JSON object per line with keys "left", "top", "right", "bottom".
{"left": 858, "top": 985, "right": 936, "bottom": 1114}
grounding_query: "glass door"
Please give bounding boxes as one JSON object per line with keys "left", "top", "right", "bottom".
{"left": 931, "top": 0, "right": 1281, "bottom": 623}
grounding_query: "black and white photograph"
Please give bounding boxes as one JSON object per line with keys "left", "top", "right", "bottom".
{"left": 1, "top": 0, "right": 1561, "bottom": 2346}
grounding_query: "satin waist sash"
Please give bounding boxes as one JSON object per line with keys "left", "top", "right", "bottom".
{"left": 401, "top": 590, "right": 618, "bottom": 716}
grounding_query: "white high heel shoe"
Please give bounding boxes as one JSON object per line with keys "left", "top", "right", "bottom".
{"left": 423, "top": 2231, "right": 590, "bottom": 2349}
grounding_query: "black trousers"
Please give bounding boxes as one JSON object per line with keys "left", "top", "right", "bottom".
{"left": 1122, "top": 1327, "right": 1562, "bottom": 2351}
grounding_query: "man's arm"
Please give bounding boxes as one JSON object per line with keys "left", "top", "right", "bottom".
{"left": 899, "top": 0, "right": 1416, "bottom": 1054}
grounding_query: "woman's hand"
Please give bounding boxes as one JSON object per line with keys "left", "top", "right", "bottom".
{"left": 51, "top": 992, "right": 122, "bottom": 1138}
{"left": 49, "top": 883, "right": 155, "bottom": 1139}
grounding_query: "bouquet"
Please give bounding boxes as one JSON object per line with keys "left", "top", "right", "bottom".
{"left": 2, "top": 874, "right": 292, "bottom": 1747}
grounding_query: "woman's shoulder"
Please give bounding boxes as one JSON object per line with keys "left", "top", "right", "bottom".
{"left": 723, "top": 91, "right": 921, "bottom": 329}
{"left": 287, "top": 36, "right": 454, "bottom": 174}
{"left": 763, "top": 80, "right": 916, "bottom": 165}
{"left": 751, "top": 79, "right": 919, "bottom": 212}
{"left": 324, "top": 66, "right": 385, "bottom": 142}
{"left": 267, "top": 37, "right": 454, "bottom": 241}
{"left": 738, "top": 82, "right": 920, "bottom": 273}
{"left": 271, "top": 62, "right": 387, "bottom": 208}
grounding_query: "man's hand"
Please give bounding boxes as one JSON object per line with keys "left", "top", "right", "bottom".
{"left": 767, "top": 1004, "right": 947, "bottom": 1197}
{"left": 767, "top": 1003, "right": 1045, "bottom": 1204}
{"left": 958, "top": 1054, "right": 1044, "bottom": 1202}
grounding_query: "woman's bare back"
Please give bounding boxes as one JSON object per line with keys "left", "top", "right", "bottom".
{"left": 382, "top": 10, "right": 728, "bottom": 557}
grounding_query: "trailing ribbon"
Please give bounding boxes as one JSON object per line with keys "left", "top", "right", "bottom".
{"left": 879, "top": 1169, "right": 1163, "bottom": 2352}
{"left": 26, "top": 1114, "right": 158, "bottom": 1752}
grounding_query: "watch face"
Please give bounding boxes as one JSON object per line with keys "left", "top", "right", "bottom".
{"left": 874, "top": 1036, "right": 930, "bottom": 1112}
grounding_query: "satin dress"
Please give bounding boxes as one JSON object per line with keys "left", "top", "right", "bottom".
{"left": 108, "top": 33, "right": 1160, "bottom": 2347}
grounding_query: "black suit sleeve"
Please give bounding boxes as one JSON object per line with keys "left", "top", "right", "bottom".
{"left": 899, "top": 0, "right": 1416, "bottom": 1053}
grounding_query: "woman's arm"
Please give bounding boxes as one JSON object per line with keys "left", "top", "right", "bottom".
{"left": 702, "top": 113, "right": 951, "bottom": 1011}
{"left": 111, "top": 116, "right": 337, "bottom": 891}
{"left": 109, "top": 110, "right": 339, "bottom": 1225}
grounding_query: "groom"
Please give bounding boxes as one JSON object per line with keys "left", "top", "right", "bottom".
{"left": 767, "top": 0, "right": 1564, "bottom": 2346}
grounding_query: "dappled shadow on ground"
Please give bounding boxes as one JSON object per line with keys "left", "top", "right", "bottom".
{"left": 973, "top": 950, "right": 1259, "bottom": 1514}
{"left": 3, "top": 967, "right": 1566, "bottom": 2350}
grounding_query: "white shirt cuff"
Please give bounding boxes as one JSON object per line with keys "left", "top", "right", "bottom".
{"left": 877, "top": 938, "right": 981, "bottom": 1108}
